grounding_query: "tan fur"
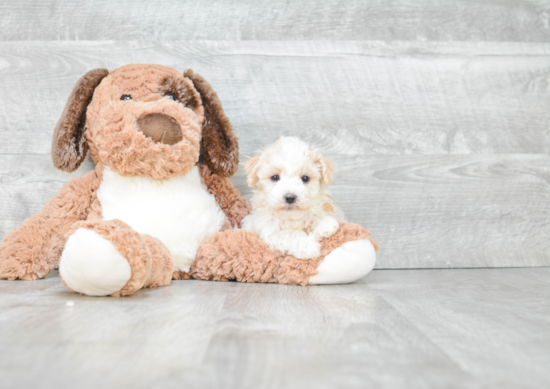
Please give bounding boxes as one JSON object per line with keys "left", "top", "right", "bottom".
{"left": 198, "top": 165, "right": 251, "bottom": 228}
{"left": 0, "top": 64, "right": 241, "bottom": 283}
{"left": 176, "top": 222, "right": 378, "bottom": 285}
{"left": 52, "top": 64, "right": 238, "bottom": 180}
{"left": 85, "top": 65, "right": 203, "bottom": 180}
{"left": 63, "top": 220, "right": 173, "bottom": 297}
{"left": 243, "top": 155, "right": 261, "bottom": 188}
{"left": 0, "top": 169, "right": 102, "bottom": 280}
{"left": 0, "top": 63, "right": 379, "bottom": 296}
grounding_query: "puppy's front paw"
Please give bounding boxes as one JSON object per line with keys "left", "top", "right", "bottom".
{"left": 314, "top": 217, "right": 340, "bottom": 240}
{"left": 289, "top": 235, "right": 321, "bottom": 260}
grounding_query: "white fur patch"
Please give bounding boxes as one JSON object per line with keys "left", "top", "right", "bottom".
{"left": 98, "top": 166, "right": 225, "bottom": 272}
{"left": 242, "top": 213, "right": 322, "bottom": 259}
{"left": 308, "top": 239, "right": 376, "bottom": 285}
{"left": 59, "top": 228, "right": 132, "bottom": 296}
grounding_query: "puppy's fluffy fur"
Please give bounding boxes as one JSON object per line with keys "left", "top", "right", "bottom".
{"left": 242, "top": 137, "right": 342, "bottom": 259}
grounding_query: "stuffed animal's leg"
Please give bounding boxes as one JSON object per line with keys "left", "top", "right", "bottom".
{"left": 182, "top": 222, "right": 378, "bottom": 286}
{"left": 0, "top": 169, "right": 102, "bottom": 281}
{"left": 0, "top": 171, "right": 106, "bottom": 280}
{"left": 0, "top": 217, "right": 66, "bottom": 281}
{"left": 306, "top": 240, "right": 376, "bottom": 284}
{"left": 307, "top": 222, "right": 379, "bottom": 285}
{"left": 59, "top": 220, "right": 173, "bottom": 297}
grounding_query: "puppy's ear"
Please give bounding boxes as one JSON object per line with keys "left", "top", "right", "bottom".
{"left": 52, "top": 68, "right": 109, "bottom": 172}
{"left": 243, "top": 155, "right": 261, "bottom": 189}
{"left": 316, "top": 155, "right": 335, "bottom": 186}
{"left": 183, "top": 69, "right": 238, "bottom": 178}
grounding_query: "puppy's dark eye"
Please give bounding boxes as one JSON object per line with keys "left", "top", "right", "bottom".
{"left": 166, "top": 94, "right": 175, "bottom": 100}
{"left": 301, "top": 176, "right": 310, "bottom": 183}
{"left": 271, "top": 175, "right": 280, "bottom": 182}
{"left": 121, "top": 95, "right": 132, "bottom": 101}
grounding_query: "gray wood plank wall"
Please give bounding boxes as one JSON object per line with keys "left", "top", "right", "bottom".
{"left": 0, "top": 2, "right": 548, "bottom": 269}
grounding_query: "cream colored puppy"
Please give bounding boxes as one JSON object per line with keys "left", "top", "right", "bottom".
{"left": 242, "top": 137, "right": 342, "bottom": 259}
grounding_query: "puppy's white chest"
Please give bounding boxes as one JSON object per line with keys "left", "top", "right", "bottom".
{"left": 97, "top": 166, "right": 226, "bottom": 272}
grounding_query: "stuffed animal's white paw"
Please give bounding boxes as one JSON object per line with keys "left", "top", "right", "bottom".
{"left": 59, "top": 228, "right": 132, "bottom": 296}
{"left": 308, "top": 239, "right": 376, "bottom": 285}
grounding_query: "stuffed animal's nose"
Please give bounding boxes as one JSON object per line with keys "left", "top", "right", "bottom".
{"left": 284, "top": 194, "right": 297, "bottom": 204}
{"left": 137, "top": 113, "right": 183, "bottom": 145}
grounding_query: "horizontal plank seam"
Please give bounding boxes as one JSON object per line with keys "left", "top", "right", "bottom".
{"left": 372, "top": 266, "right": 550, "bottom": 271}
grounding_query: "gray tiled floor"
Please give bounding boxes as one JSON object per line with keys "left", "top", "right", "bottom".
{"left": 1, "top": 268, "right": 548, "bottom": 389}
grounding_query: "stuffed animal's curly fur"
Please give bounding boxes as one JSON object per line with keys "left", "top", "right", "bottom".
{"left": 0, "top": 64, "right": 378, "bottom": 296}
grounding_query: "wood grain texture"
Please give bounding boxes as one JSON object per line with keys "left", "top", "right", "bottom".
{"left": 1, "top": 268, "right": 549, "bottom": 389}
{"left": 0, "top": 0, "right": 549, "bottom": 42}
{"left": 0, "top": 41, "right": 549, "bottom": 157}
{"left": 379, "top": 268, "right": 550, "bottom": 389}
{"left": 1, "top": 153, "right": 548, "bottom": 269}
{"left": 330, "top": 153, "right": 550, "bottom": 268}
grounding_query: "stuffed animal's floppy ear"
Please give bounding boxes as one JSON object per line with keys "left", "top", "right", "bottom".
{"left": 184, "top": 69, "right": 239, "bottom": 178}
{"left": 243, "top": 155, "right": 261, "bottom": 188}
{"left": 52, "top": 68, "right": 109, "bottom": 172}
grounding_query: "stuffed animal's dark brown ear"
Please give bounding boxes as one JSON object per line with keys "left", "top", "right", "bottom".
{"left": 52, "top": 68, "right": 109, "bottom": 172}
{"left": 183, "top": 69, "right": 239, "bottom": 178}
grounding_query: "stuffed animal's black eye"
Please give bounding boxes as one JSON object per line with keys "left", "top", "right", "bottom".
{"left": 121, "top": 95, "right": 132, "bottom": 101}
{"left": 301, "top": 176, "right": 310, "bottom": 183}
{"left": 271, "top": 175, "right": 280, "bottom": 182}
{"left": 166, "top": 94, "right": 175, "bottom": 100}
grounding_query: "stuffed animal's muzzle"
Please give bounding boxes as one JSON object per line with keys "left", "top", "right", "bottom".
{"left": 137, "top": 113, "right": 183, "bottom": 145}
{"left": 85, "top": 98, "right": 202, "bottom": 180}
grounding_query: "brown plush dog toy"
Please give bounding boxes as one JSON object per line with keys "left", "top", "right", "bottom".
{"left": 0, "top": 64, "right": 378, "bottom": 296}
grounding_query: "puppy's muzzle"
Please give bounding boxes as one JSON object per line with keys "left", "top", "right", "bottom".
{"left": 137, "top": 113, "right": 183, "bottom": 145}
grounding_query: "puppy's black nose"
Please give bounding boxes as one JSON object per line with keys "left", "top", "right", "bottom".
{"left": 284, "top": 194, "right": 297, "bottom": 204}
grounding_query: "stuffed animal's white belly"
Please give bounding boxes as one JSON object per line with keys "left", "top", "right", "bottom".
{"left": 97, "top": 166, "right": 225, "bottom": 272}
